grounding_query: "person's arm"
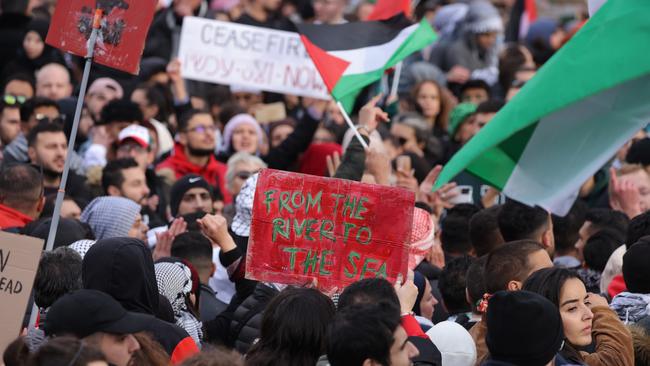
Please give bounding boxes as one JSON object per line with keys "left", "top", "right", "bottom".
{"left": 581, "top": 295, "right": 634, "bottom": 366}
{"left": 333, "top": 133, "right": 369, "bottom": 181}
{"left": 263, "top": 98, "right": 326, "bottom": 170}
{"left": 334, "top": 95, "right": 389, "bottom": 182}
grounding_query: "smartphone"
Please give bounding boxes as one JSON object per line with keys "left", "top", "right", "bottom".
{"left": 448, "top": 186, "right": 474, "bottom": 205}
{"left": 396, "top": 155, "right": 412, "bottom": 173}
{"left": 254, "top": 102, "right": 287, "bottom": 124}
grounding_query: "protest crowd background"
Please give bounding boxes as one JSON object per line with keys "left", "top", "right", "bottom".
{"left": 0, "top": 0, "right": 648, "bottom": 365}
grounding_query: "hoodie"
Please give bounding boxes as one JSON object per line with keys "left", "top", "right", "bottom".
{"left": 82, "top": 237, "right": 199, "bottom": 363}
{"left": 156, "top": 143, "right": 230, "bottom": 203}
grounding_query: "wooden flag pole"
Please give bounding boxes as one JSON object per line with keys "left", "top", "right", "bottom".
{"left": 336, "top": 101, "right": 369, "bottom": 150}
{"left": 28, "top": 8, "right": 104, "bottom": 330}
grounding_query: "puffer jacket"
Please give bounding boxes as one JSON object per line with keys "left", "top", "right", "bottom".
{"left": 228, "top": 283, "right": 279, "bottom": 354}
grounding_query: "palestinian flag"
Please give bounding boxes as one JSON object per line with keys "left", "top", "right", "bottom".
{"left": 297, "top": 15, "right": 436, "bottom": 112}
{"left": 435, "top": 0, "right": 650, "bottom": 215}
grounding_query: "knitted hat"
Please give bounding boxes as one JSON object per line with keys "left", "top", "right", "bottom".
{"left": 623, "top": 238, "right": 650, "bottom": 294}
{"left": 486, "top": 291, "right": 564, "bottom": 366}
{"left": 426, "top": 321, "right": 477, "bottom": 366}
{"left": 169, "top": 174, "right": 213, "bottom": 217}
{"left": 464, "top": 1, "right": 503, "bottom": 34}
{"left": 221, "top": 114, "right": 265, "bottom": 154}
{"left": 448, "top": 103, "right": 477, "bottom": 137}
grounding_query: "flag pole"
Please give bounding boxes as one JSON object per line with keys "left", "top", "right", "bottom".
{"left": 28, "top": 8, "right": 103, "bottom": 330}
{"left": 336, "top": 101, "right": 369, "bottom": 150}
{"left": 389, "top": 61, "right": 403, "bottom": 100}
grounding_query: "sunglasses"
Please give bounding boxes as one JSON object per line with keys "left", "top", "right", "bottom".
{"left": 3, "top": 94, "right": 26, "bottom": 105}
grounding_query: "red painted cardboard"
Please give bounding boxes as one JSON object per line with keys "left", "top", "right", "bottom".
{"left": 246, "top": 169, "right": 415, "bottom": 294}
{"left": 46, "top": 0, "right": 156, "bottom": 74}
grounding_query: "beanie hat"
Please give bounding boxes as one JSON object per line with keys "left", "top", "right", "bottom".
{"left": 426, "top": 321, "right": 477, "bottom": 366}
{"left": 448, "top": 103, "right": 477, "bottom": 137}
{"left": 88, "top": 77, "right": 124, "bottom": 99}
{"left": 170, "top": 174, "right": 213, "bottom": 217}
{"left": 623, "top": 238, "right": 650, "bottom": 294}
{"left": 464, "top": 1, "right": 503, "bottom": 34}
{"left": 221, "top": 114, "right": 265, "bottom": 154}
{"left": 412, "top": 271, "right": 427, "bottom": 316}
{"left": 486, "top": 291, "right": 564, "bottom": 366}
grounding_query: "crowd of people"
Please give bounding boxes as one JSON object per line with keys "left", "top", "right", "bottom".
{"left": 0, "top": 0, "right": 649, "bottom": 365}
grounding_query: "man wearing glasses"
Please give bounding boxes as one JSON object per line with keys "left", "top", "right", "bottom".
{"left": 156, "top": 109, "right": 230, "bottom": 204}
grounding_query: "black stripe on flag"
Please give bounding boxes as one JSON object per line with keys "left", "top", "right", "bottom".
{"left": 296, "top": 14, "right": 412, "bottom": 52}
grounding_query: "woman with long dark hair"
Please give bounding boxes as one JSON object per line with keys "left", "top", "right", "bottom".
{"left": 245, "top": 287, "right": 335, "bottom": 366}
{"left": 523, "top": 267, "right": 633, "bottom": 366}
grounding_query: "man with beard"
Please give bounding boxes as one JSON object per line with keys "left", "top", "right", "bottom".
{"left": 27, "top": 121, "right": 91, "bottom": 207}
{"left": 102, "top": 158, "right": 165, "bottom": 227}
{"left": 156, "top": 109, "right": 229, "bottom": 203}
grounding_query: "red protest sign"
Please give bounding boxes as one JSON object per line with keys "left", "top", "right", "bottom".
{"left": 46, "top": 0, "right": 156, "bottom": 75}
{"left": 246, "top": 169, "right": 415, "bottom": 294}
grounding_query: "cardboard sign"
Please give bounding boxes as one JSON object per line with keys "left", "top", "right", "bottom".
{"left": 46, "top": 0, "right": 156, "bottom": 74}
{"left": 0, "top": 232, "right": 43, "bottom": 352}
{"left": 246, "top": 169, "right": 415, "bottom": 294}
{"left": 178, "top": 17, "right": 330, "bottom": 100}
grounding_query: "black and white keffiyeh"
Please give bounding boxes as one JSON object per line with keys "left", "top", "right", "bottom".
{"left": 154, "top": 261, "right": 203, "bottom": 345}
{"left": 68, "top": 239, "right": 96, "bottom": 259}
{"left": 80, "top": 196, "right": 140, "bottom": 239}
{"left": 231, "top": 173, "right": 258, "bottom": 237}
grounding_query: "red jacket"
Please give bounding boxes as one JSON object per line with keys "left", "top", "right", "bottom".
{"left": 0, "top": 203, "right": 33, "bottom": 230}
{"left": 156, "top": 143, "right": 232, "bottom": 204}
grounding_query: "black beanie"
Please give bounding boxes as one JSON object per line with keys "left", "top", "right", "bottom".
{"left": 623, "top": 238, "right": 650, "bottom": 294}
{"left": 170, "top": 174, "right": 213, "bottom": 217}
{"left": 486, "top": 291, "right": 564, "bottom": 366}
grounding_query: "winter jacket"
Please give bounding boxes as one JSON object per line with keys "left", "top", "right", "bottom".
{"left": 0, "top": 203, "right": 33, "bottom": 230}
{"left": 580, "top": 306, "right": 634, "bottom": 366}
{"left": 229, "top": 283, "right": 279, "bottom": 354}
{"left": 82, "top": 237, "right": 199, "bottom": 362}
{"left": 156, "top": 143, "right": 231, "bottom": 203}
{"left": 334, "top": 135, "right": 369, "bottom": 182}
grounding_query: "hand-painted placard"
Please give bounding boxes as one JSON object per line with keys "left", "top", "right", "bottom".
{"left": 0, "top": 232, "right": 43, "bottom": 353}
{"left": 178, "top": 17, "right": 330, "bottom": 99}
{"left": 46, "top": 0, "right": 156, "bottom": 74}
{"left": 246, "top": 169, "right": 414, "bottom": 294}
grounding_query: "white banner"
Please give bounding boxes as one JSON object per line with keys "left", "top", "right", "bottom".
{"left": 178, "top": 17, "right": 330, "bottom": 100}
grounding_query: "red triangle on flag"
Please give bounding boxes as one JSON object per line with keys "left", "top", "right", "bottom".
{"left": 300, "top": 35, "right": 350, "bottom": 93}
{"left": 367, "top": 0, "right": 411, "bottom": 21}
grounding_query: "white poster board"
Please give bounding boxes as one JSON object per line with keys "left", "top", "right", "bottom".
{"left": 178, "top": 17, "right": 330, "bottom": 100}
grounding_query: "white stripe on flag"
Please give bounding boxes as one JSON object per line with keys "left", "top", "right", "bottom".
{"left": 503, "top": 73, "right": 650, "bottom": 215}
{"left": 329, "top": 23, "right": 420, "bottom": 76}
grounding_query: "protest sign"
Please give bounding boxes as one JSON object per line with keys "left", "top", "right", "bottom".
{"left": 46, "top": 0, "right": 156, "bottom": 74}
{"left": 246, "top": 169, "right": 415, "bottom": 294}
{"left": 178, "top": 17, "right": 330, "bottom": 100}
{"left": 0, "top": 232, "right": 43, "bottom": 352}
